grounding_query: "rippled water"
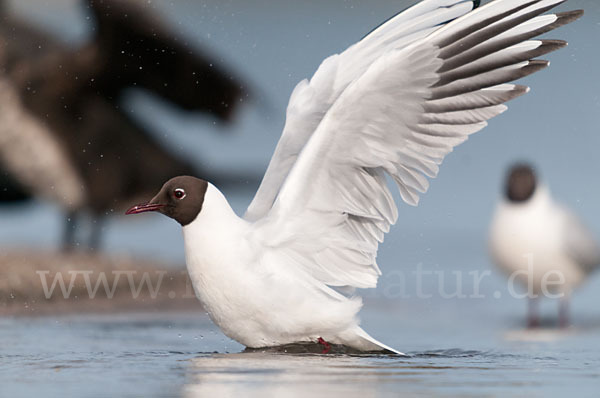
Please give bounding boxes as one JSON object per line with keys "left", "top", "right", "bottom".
{"left": 2, "top": 299, "right": 599, "bottom": 397}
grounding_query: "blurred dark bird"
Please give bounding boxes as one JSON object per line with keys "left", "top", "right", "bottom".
{"left": 0, "top": 0, "right": 249, "bottom": 249}
{"left": 489, "top": 164, "right": 600, "bottom": 328}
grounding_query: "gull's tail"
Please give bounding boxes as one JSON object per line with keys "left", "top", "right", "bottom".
{"left": 347, "top": 327, "right": 405, "bottom": 355}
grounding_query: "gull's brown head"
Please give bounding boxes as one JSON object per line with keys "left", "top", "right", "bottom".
{"left": 505, "top": 163, "right": 537, "bottom": 203}
{"left": 126, "top": 176, "right": 208, "bottom": 226}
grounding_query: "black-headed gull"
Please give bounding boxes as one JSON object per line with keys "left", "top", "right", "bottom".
{"left": 489, "top": 164, "right": 600, "bottom": 328}
{"left": 127, "top": 0, "right": 582, "bottom": 353}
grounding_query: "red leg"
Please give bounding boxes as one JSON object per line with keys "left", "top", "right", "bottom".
{"left": 318, "top": 337, "right": 331, "bottom": 354}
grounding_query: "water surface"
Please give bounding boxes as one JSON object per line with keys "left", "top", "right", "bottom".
{"left": 2, "top": 300, "right": 599, "bottom": 397}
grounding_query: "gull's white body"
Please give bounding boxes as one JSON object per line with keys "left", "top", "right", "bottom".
{"left": 178, "top": 0, "right": 581, "bottom": 352}
{"left": 489, "top": 186, "right": 600, "bottom": 295}
{"left": 183, "top": 185, "right": 385, "bottom": 351}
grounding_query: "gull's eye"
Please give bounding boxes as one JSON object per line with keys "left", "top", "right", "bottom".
{"left": 173, "top": 188, "right": 186, "bottom": 200}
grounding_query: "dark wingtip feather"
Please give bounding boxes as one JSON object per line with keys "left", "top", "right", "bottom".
{"left": 524, "top": 60, "right": 550, "bottom": 76}
{"left": 540, "top": 39, "right": 567, "bottom": 52}
{"left": 528, "top": 59, "right": 550, "bottom": 67}
{"left": 472, "top": 0, "right": 481, "bottom": 9}
{"left": 557, "top": 9, "right": 584, "bottom": 24}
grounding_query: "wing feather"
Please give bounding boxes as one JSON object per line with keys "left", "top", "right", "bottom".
{"left": 251, "top": 0, "right": 581, "bottom": 290}
{"left": 244, "top": 0, "right": 478, "bottom": 221}
{"left": 423, "top": 84, "right": 529, "bottom": 112}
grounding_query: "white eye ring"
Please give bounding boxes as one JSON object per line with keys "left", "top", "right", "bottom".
{"left": 174, "top": 188, "right": 186, "bottom": 200}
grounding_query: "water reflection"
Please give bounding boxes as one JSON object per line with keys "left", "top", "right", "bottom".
{"left": 181, "top": 349, "right": 510, "bottom": 397}
{"left": 183, "top": 352, "right": 406, "bottom": 397}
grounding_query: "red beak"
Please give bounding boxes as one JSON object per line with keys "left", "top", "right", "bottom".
{"left": 125, "top": 203, "right": 165, "bottom": 215}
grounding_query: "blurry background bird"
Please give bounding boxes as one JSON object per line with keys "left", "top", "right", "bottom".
{"left": 489, "top": 163, "right": 600, "bottom": 328}
{"left": 0, "top": 0, "right": 250, "bottom": 249}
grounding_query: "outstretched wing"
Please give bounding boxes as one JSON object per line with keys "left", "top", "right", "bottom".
{"left": 244, "top": 0, "right": 479, "bottom": 221}
{"left": 252, "top": 0, "right": 582, "bottom": 289}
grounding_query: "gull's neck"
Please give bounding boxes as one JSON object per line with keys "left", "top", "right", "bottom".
{"left": 180, "top": 184, "right": 252, "bottom": 335}
{"left": 181, "top": 183, "right": 249, "bottom": 274}
{"left": 182, "top": 183, "right": 247, "bottom": 242}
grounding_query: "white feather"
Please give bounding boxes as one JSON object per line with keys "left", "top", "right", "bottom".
{"left": 244, "top": 0, "right": 477, "bottom": 221}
